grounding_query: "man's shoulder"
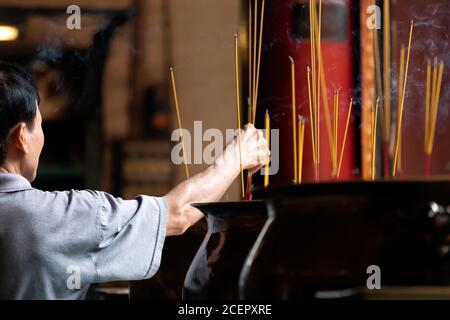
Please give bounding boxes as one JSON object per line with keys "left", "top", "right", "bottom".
{"left": 23, "top": 187, "right": 99, "bottom": 200}
{"left": 1, "top": 188, "right": 102, "bottom": 214}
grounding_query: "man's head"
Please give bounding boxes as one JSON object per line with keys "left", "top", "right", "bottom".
{"left": 0, "top": 61, "right": 44, "bottom": 182}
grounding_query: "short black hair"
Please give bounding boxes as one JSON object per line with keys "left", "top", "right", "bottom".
{"left": 0, "top": 61, "right": 40, "bottom": 164}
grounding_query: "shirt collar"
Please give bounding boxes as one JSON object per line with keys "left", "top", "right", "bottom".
{"left": 0, "top": 173, "right": 33, "bottom": 193}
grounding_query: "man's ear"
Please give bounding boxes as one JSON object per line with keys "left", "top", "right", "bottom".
{"left": 10, "top": 123, "right": 30, "bottom": 155}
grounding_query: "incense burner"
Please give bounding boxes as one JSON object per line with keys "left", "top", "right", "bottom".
{"left": 240, "top": 180, "right": 450, "bottom": 299}
{"left": 183, "top": 201, "right": 268, "bottom": 299}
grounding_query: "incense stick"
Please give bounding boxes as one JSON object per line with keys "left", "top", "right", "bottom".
{"left": 372, "top": 99, "right": 379, "bottom": 181}
{"left": 311, "top": 1, "right": 333, "bottom": 170}
{"left": 424, "top": 59, "right": 431, "bottom": 155}
{"left": 248, "top": 0, "right": 253, "bottom": 123}
{"left": 337, "top": 99, "right": 353, "bottom": 178}
{"left": 311, "top": 0, "right": 319, "bottom": 181}
{"left": 315, "top": 0, "right": 322, "bottom": 180}
{"left": 307, "top": 66, "right": 317, "bottom": 171}
{"left": 309, "top": 0, "right": 317, "bottom": 180}
{"left": 298, "top": 116, "right": 305, "bottom": 184}
{"left": 394, "top": 46, "right": 405, "bottom": 175}
{"left": 253, "top": 0, "right": 265, "bottom": 123}
{"left": 431, "top": 58, "right": 438, "bottom": 124}
{"left": 170, "top": 67, "right": 190, "bottom": 180}
{"left": 289, "top": 56, "right": 297, "bottom": 183}
{"left": 423, "top": 58, "right": 443, "bottom": 175}
{"left": 264, "top": 109, "right": 270, "bottom": 187}
{"left": 427, "top": 61, "right": 444, "bottom": 155}
{"left": 392, "top": 21, "right": 414, "bottom": 177}
{"left": 234, "top": 34, "right": 245, "bottom": 199}
{"left": 318, "top": 49, "right": 333, "bottom": 165}
{"left": 397, "top": 128, "right": 402, "bottom": 173}
{"left": 382, "top": 0, "right": 391, "bottom": 177}
{"left": 333, "top": 89, "right": 339, "bottom": 176}
{"left": 252, "top": 0, "right": 258, "bottom": 121}
{"left": 373, "top": 28, "right": 383, "bottom": 112}
{"left": 396, "top": 46, "right": 405, "bottom": 140}
{"left": 383, "top": 0, "right": 391, "bottom": 146}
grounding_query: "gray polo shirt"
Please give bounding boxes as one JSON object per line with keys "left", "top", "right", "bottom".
{"left": 0, "top": 173, "right": 168, "bottom": 300}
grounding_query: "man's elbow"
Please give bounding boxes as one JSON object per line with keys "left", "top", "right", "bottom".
{"left": 163, "top": 196, "right": 189, "bottom": 236}
{"left": 166, "top": 210, "right": 191, "bottom": 236}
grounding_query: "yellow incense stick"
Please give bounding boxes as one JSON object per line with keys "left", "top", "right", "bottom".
{"left": 298, "top": 116, "right": 305, "bottom": 184}
{"left": 398, "top": 127, "right": 402, "bottom": 172}
{"left": 311, "top": 0, "right": 319, "bottom": 180}
{"left": 318, "top": 48, "right": 333, "bottom": 163}
{"left": 264, "top": 109, "right": 270, "bottom": 187}
{"left": 372, "top": 99, "right": 379, "bottom": 181}
{"left": 396, "top": 46, "right": 405, "bottom": 148}
{"left": 393, "top": 21, "right": 414, "bottom": 176}
{"left": 309, "top": 0, "right": 317, "bottom": 173}
{"left": 373, "top": 28, "right": 383, "bottom": 108}
{"left": 332, "top": 91, "right": 336, "bottom": 174}
{"left": 424, "top": 59, "right": 431, "bottom": 153}
{"left": 312, "top": 2, "right": 333, "bottom": 167}
{"left": 430, "top": 58, "right": 438, "bottom": 128}
{"left": 289, "top": 56, "right": 297, "bottom": 183}
{"left": 315, "top": 0, "right": 322, "bottom": 173}
{"left": 383, "top": 0, "right": 391, "bottom": 144}
{"left": 252, "top": 0, "right": 258, "bottom": 122}
{"left": 332, "top": 90, "right": 338, "bottom": 175}
{"left": 427, "top": 61, "right": 444, "bottom": 155}
{"left": 253, "top": 0, "right": 265, "bottom": 123}
{"left": 248, "top": 0, "right": 253, "bottom": 122}
{"left": 337, "top": 99, "right": 353, "bottom": 178}
{"left": 307, "top": 66, "right": 317, "bottom": 167}
{"left": 234, "top": 34, "right": 245, "bottom": 199}
{"left": 170, "top": 67, "right": 190, "bottom": 180}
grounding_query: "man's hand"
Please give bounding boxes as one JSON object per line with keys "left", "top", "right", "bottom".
{"left": 164, "top": 123, "right": 270, "bottom": 236}
{"left": 236, "top": 123, "right": 270, "bottom": 173}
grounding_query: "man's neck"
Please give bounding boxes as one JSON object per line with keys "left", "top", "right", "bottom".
{"left": 0, "top": 162, "right": 20, "bottom": 175}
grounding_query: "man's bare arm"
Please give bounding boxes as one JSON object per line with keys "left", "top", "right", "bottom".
{"left": 164, "top": 124, "right": 269, "bottom": 236}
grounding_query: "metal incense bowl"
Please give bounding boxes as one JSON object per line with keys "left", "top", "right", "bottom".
{"left": 183, "top": 200, "right": 268, "bottom": 300}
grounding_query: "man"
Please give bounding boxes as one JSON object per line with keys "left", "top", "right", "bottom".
{"left": 0, "top": 61, "right": 269, "bottom": 299}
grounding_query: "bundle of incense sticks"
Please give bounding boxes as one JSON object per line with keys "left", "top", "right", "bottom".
{"left": 382, "top": 0, "right": 391, "bottom": 177}
{"left": 332, "top": 89, "right": 340, "bottom": 176}
{"left": 308, "top": 0, "right": 323, "bottom": 181}
{"left": 170, "top": 67, "right": 190, "bottom": 180}
{"left": 330, "top": 90, "right": 353, "bottom": 179}
{"left": 307, "top": 0, "right": 339, "bottom": 180}
{"left": 366, "top": 0, "right": 392, "bottom": 177}
{"left": 307, "top": 66, "right": 317, "bottom": 179}
{"left": 246, "top": 0, "right": 265, "bottom": 199}
{"left": 423, "top": 58, "right": 444, "bottom": 176}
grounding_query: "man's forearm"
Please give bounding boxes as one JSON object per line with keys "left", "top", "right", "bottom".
{"left": 163, "top": 143, "right": 241, "bottom": 235}
{"left": 163, "top": 124, "right": 268, "bottom": 236}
